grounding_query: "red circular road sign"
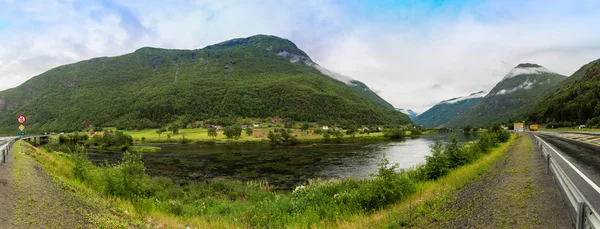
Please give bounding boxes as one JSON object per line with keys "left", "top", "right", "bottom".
{"left": 17, "top": 115, "right": 26, "bottom": 124}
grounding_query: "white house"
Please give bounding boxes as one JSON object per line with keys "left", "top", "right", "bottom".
{"left": 253, "top": 123, "right": 261, "bottom": 128}
{"left": 322, "top": 126, "right": 329, "bottom": 130}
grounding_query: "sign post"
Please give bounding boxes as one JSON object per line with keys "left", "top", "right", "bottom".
{"left": 17, "top": 115, "right": 26, "bottom": 137}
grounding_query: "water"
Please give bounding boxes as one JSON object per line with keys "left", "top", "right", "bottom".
{"left": 87, "top": 131, "right": 478, "bottom": 189}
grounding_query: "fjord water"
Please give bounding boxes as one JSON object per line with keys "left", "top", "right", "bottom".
{"left": 87, "top": 132, "right": 479, "bottom": 189}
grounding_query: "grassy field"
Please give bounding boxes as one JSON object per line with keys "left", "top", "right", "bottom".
{"left": 116, "top": 127, "right": 432, "bottom": 145}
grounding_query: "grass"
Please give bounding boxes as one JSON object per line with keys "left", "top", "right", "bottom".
{"left": 26, "top": 131, "right": 510, "bottom": 228}
{"left": 331, "top": 133, "right": 515, "bottom": 228}
{"left": 96, "top": 128, "right": 432, "bottom": 145}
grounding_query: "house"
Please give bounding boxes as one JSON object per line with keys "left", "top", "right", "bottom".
{"left": 204, "top": 123, "right": 212, "bottom": 128}
{"left": 253, "top": 123, "right": 261, "bottom": 128}
{"left": 579, "top": 125, "right": 586, "bottom": 129}
{"left": 334, "top": 127, "right": 343, "bottom": 131}
{"left": 322, "top": 126, "right": 329, "bottom": 130}
{"left": 241, "top": 125, "right": 249, "bottom": 130}
{"left": 212, "top": 125, "right": 223, "bottom": 130}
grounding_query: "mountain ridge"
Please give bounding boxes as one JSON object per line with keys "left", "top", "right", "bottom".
{"left": 0, "top": 34, "right": 410, "bottom": 133}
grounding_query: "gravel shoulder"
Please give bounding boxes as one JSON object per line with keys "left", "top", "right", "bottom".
{"left": 434, "top": 133, "right": 572, "bottom": 228}
{"left": 0, "top": 142, "right": 91, "bottom": 228}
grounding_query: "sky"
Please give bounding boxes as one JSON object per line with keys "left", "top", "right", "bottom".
{"left": 1, "top": 0, "right": 599, "bottom": 113}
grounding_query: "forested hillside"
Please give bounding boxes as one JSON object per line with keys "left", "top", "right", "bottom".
{"left": 527, "top": 58, "right": 600, "bottom": 127}
{"left": 0, "top": 35, "right": 410, "bottom": 133}
{"left": 414, "top": 91, "right": 485, "bottom": 128}
{"left": 449, "top": 64, "right": 566, "bottom": 127}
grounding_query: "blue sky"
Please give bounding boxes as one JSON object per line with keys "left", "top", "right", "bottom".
{"left": 1, "top": 0, "right": 599, "bottom": 112}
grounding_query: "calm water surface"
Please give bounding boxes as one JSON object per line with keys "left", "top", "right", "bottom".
{"left": 88, "top": 132, "right": 478, "bottom": 189}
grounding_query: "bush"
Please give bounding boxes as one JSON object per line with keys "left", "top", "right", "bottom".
{"left": 71, "top": 145, "right": 92, "bottom": 181}
{"left": 383, "top": 128, "right": 405, "bottom": 139}
{"left": 322, "top": 133, "right": 331, "bottom": 142}
{"left": 497, "top": 130, "right": 511, "bottom": 142}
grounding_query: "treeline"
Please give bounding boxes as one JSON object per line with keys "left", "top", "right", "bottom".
{"left": 527, "top": 58, "right": 600, "bottom": 127}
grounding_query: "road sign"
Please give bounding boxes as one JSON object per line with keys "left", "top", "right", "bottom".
{"left": 17, "top": 115, "right": 26, "bottom": 124}
{"left": 17, "top": 131, "right": 26, "bottom": 136}
{"left": 18, "top": 125, "right": 25, "bottom": 131}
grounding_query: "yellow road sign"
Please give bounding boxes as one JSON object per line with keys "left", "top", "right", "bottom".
{"left": 19, "top": 124, "right": 25, "bottom": 131}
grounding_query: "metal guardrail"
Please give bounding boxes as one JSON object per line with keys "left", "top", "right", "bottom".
{"left": 532, "top": 134, "right": 600, "bottom": 229}
{"left": 0, "top": 139, "right": 16, "bottom": 167}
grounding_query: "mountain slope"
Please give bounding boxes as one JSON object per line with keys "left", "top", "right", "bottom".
{"left": 395, "top": 108, "right": 418, "bottom": 120}
{"left": 0, "top": 35, "right": 410, "bottom": 133}
{"left": 450, "top": 63, "right": 567, "bottom": 127}
{"left": 414, "top": 91, "right": 486, "bottom": 128}
{"left": 527, "top": 58, "right": 600, "bottom": 126}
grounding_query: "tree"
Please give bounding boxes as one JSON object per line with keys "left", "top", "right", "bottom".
{"left": 268, "top": 130, "right": 280, "bottom": 144}
{"left": 169, "top": 126, "right": 179, "bottom": 134}
{"left": 233, "top": 126, "right": 243, "bottom": 139}
{"left": 346, "top": 126, "right": 358, "bottom": 142}
{"left": 245, "top": 127, "right": 253, "bottom": 136}
{"left": 463, "top": 125, "right": 472, "bottom": 132}
{"left": 281, "top": 129, "right": 290, "bottom": 142}
{"left": 224, "top": 127, "right": 235, "bottom": 139}
{"left": 224, "top": 126, "right": 243, "bottom": 139}
{"left": 207, "top": 128, "right": 218, "bottom": 138}
{"left": 301, "top": 122, "right": 310, "bottom": 131}
{"left": 333, "top": 130, "right": 344, "bottom": 143}
{"left": 322, "top": 132, "right": 331, "bottom": 142}
{"left": 156, "top": 128, "right": 166, "bottom": 138}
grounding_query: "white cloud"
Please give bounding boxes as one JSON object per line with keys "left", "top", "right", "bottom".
{"left": 441, "top": 91, "right": 488, "bottom": 104}
{"left": 495, "top": 79, "right": 537, "bottom": 95}
{"left": 0, "top": 0, "right": 599, "bottom": 114}
{"left": 503, "top": 66, "right": 552, "bottom": 79}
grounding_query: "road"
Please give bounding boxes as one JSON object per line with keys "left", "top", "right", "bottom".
{"left": 535, "top": 131, "right": 600, "bottom": 215}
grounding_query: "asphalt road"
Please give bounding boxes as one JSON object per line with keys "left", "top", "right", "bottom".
{"left": 535, "top": 132, "right": 600, "bottom": 215}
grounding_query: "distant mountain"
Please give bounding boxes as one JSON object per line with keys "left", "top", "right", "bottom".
{"left": 527, "top": 58, "right": 600, "bottom": 127}
{"left": 395, "top": 108, "right": 419, "bottom": 120}
{"left": 414, "top": 91, "right": 486, "bottom": 128}
{"left": 0, "top": 35, "right": 411, "bottom": 133}
{"left": 450, "top": 63, "right": 567, "bottom": 127}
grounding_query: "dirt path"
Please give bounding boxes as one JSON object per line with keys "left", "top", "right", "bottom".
{"left": 432, "top": 134, "right": 573, "bottom": 228}
{"left": 0, "top": 142, "right": 91, "bottom": 228}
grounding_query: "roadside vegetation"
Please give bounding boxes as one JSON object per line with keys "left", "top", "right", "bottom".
{"left": 34, "top": 125, "right": 511, "bottom": 228}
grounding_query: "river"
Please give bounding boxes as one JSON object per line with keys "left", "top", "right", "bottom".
{"left": 87, "top": 131, "right": 479, "bottom": 189}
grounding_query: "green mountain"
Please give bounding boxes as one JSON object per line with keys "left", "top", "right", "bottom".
{"left": 414, "top": 91, "right": 486, "bottom": 128}
{"left": 527, "top": 58, "right": 600, "bottom": 127}
{"left": 0, "top": 35, "right": 410, "bottom": 133}
{"left": 450, "top": 63, "right": 567, "bottom": 127}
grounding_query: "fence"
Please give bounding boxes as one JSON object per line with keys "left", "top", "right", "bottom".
{"left": 0, "top": 139, "right": 16, "bottom": 166}
{"left": 532, "top": 134, "right": 600, "bottom": 229}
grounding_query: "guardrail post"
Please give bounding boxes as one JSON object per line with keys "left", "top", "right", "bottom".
{"left": 576, "top": 201, "right": 585, "bottom": 229}
{"left": 546, "top": 154, "right": 551, "bottom": 175}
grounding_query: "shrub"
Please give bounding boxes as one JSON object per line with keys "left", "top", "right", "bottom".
{"left": 384, "top": 128, "right": 405, "bottom": 139}
{"left": 424, "top": 140, "right": 450, "bottom": 180}
{"left": 497, "top": 130, "right": 511, "bottom": 142}
{"left": 71, "top": 145, "right": 92, "bottom": 181}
